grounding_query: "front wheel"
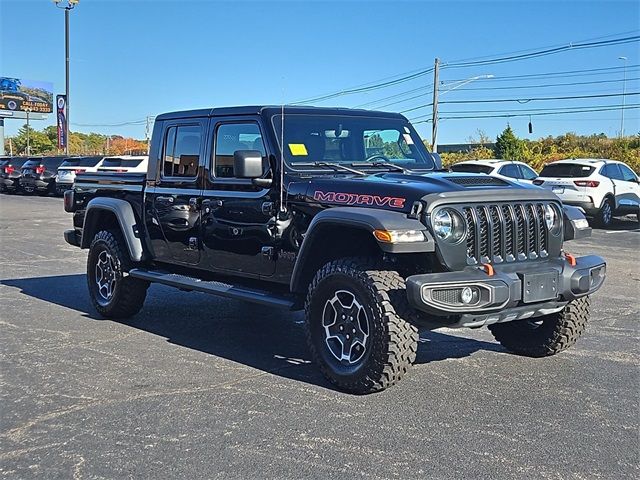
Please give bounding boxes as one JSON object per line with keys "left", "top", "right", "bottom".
{"left": 304, "top": 258, "right": 418, "bottom": 394}
{"left": 87, "top": 229, "right": 148, "bottom": 318}
{"left": 488, "top": 296, "right": 590, "bottom": 357}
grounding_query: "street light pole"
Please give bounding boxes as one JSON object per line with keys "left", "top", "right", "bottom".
{"left": 431, "top": 73, "right": 494, "bottom": 152}
{"left": 619, "top": 56, "right": 627, "bottom": 138}
{"left": 26, "top": 108, "right": 31, "bottom": 155}
{"left": 54, "top": 0, "right": 79, "bottom": 155}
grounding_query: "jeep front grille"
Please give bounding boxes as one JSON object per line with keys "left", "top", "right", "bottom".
{"left": 461, "top": 203, "right": 550, "bottom": 264}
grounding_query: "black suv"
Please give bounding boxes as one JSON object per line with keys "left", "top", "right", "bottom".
{"left": 19, "top": 156, "right": 67, "bottom": 195}
{"left": 0, "top": 156, "right": 28, "bottom": 193}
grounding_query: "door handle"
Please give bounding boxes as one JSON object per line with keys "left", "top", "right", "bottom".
{"left": 156, "top": 196, "right": 174, "bottom": 203}
{"left": 201, "top": 199, "right": 223, "bottom": 214}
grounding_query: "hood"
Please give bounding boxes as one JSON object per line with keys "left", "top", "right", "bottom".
{"left": 292, "top": 171, "right": 540, "bottom": 213}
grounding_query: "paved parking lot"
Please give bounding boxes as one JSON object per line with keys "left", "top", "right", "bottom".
{"left": 1, "top": 194, "right": 638, "bottom": 479}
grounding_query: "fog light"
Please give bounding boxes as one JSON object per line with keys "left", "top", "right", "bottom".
{"left": 461, "top": 287, "right": 474, "bottom": 304}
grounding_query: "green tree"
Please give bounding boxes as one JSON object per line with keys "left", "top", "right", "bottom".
{"left": 495, "top": 125, "right": 523, "bottom": 160}
{"left": 11, "top": 124, "right": 55, "bottom": 155}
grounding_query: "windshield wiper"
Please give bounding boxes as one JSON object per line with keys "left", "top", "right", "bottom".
{"left": 351, "top": 161, "right": 413, "bottom": 174}
{"left": 295, "top": 162, "right": 366, "bottom": 175}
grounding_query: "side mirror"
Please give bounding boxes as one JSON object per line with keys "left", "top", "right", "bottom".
{"left": 431, "top": 152, "right": 443, "bottom": 170}
{"left": 233, "top": 150, "right": 264, "bottom": 179}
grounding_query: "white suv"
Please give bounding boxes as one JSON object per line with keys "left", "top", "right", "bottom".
{"left": 534, "top": 158, "right": 640, "bottom": 227}
{"left": 449, "top": 159, "right": 539, "bottom": 185}
{"left": 55, "top": 156, "right": 105, "bottom": 194}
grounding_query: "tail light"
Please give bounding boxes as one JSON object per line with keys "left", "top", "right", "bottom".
{"left": 532, "top": 179, "right": 544, "bottom": 185}
{"left": 74, "top": 169, "right": 86, "bottom": 174}
{"left": 574, "top": 180, "right": 600, "bottom": 187}
{"left": 35, "top": 165, "right": 46, "bottom": 174}
{"left": 4, "top": 165, "right": 14, "bottom": 174}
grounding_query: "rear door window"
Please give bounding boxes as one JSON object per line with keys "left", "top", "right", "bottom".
{"left": 498, "top": 163, "right": 521, "bottom": 179}
{"left": 61, "top": 156, "right": 103, "bottom": 168}
{"left": 449, "top": 163, "right": 493, "bottom": 174}
{"left": 539, "top": 163, "right": 595, "bottom": 178}
{"left": 602, "top": 164, "right": 623, "bottom": 180}
{"left": 163, "top": 125, "right": 201, "bottom": 177}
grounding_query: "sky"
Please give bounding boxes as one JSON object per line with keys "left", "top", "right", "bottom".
{"left": 1, "top": 0, "right": 639, "bottom": 145}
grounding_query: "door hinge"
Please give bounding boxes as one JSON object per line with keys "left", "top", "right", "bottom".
{"left": 261, "top": 246, "right": 275, "bottom": 260}
{"left": 262, "top": 201, "right": 275, "bottom": 216}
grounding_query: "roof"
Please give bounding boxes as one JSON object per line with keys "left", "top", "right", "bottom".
{"left": 155, "top": 105, "right": 407, "bottom": 121}
{"left": 548, "top": 158, "right": 613, "bottom": 166}
{"left": 456, "top": 159, "right": 524, "bottom": 166}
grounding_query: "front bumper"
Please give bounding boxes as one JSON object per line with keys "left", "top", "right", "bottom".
{"left": 406, "top": 255, "right": 606, "bottom": 328}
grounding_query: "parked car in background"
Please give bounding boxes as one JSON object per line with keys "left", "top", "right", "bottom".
{"left": 19, "top": 156, "right": 67, "bottom": 195}
{"left": 0, "top": 156, "right": 28, "bottom": 193}
{"left": 534, "top": 159, "right": 640, "bottom": 226}
{"left": 449, "top": 159, "right": 539, "bottom": 185}
{"left": 56, "top": 156, "right": 104, "bottom": 194}
{"left": 96, "top": 155, "right": 148, "bottom": 173}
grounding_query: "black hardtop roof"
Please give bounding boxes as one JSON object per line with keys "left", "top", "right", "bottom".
{"left": 155, "top": 105, "right": 408, "bottom": 122}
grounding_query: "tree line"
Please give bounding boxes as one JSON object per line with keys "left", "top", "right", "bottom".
{"left": 3, "top": 124, "right": 147, "bottom": 156}
{"left": 439, "top": 126, "right": 640, "bottom": 173}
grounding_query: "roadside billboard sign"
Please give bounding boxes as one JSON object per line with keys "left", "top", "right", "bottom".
{"left": 0, "top": 77, "right": 53, "bottom": 120}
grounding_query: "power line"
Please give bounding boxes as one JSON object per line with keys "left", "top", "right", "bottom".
{"left": 410, "top": 103, "right": 640, "bottom": 120}
{"left": 444, "top": 64, "right": 640, "bottom": 83}
{"left": 439, "top": 91, "right": 639, "bottom": 105}
{"left": 291, "top": 33, "right": 640, "bottom": 105}
{"left": 444, "top": 35, "right": 640, "bottom": 68}
{"left": 72, "top": 117, "right": 153, "bottom": 127}
{"left": 443, "top": 76, "right": 640, "bottom": 92}
{"left": 411, "top": 105, "right": 640, "bottom": 122}
{"left": 355, "top": 67, "right": 639, "bottom": 110}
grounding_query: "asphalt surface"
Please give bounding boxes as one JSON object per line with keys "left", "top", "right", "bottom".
{"left": 1, "top": 194, "right": 638, "bottom": 479}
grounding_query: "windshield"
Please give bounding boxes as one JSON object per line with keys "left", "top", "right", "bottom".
{"left": 272, "top": 114, "right": 435, "bottom": 171}
{"left": 540, "top": 163, "right": 595, "bottom": 178}
{"left": 61, "top": 156, "right": 103, "bottom": 168}
{"left": 450, "top": 163, "right": 493, "bottom": 174}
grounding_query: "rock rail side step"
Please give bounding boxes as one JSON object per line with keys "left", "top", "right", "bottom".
{"left": 128, "top": 269, "right": 295, "bottom": 309}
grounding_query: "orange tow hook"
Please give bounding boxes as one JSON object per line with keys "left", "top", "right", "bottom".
{"left": 481, "top": 263, "right": 495, "bottom": 276}
{"left": 564, "top": 252, "right": 577, "bottom": 267}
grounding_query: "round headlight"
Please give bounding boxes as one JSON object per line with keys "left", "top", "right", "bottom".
{"left": 544, "top": 204, "right": 561, "bottom": 234}
{"left": 433, "top": 209, "right": 452, "bottom": 239}
{"left": 432, "top": 209, "right": 465, "bottom": 242}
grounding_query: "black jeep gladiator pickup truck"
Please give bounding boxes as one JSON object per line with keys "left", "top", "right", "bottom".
{"left": 64, "top": 106, "right": 606, "bottom": 393}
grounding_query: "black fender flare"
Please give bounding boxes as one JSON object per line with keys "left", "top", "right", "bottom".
{"left": 289, "top": 207, "right": 434, "bottom": 293}
{"left": 80, "top": 198, "right": 144, "bottom": 262}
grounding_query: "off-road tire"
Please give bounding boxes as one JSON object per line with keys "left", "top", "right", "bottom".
{"left": 488, "top": 296, "right": 590, "bottom": 357}
{"left": 304, "top": 258, "right": 419, "bottom": 394}
{"left": 87, "top": 229, "right": 148, "bottom": 319}
{"left": 594, "top": 198, "right": 613, "bottom": 227}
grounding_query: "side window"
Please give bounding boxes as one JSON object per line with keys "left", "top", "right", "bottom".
{"left": 214, "top": 123, "right": 265, "bottom": 178}
{"left": 499, "top": 164, "right": 520, "bottom": 178}
{"left": 602, "top": 164, "right": 623, "bottom": 180}
{"left": 618, "top": 164, "right": 638, "bottom": 182}
{"left": 163, "top": 125, "right": 201, "bottom": 178}
{"left": 519, "top": 164, "right": 538, "bottom": 180}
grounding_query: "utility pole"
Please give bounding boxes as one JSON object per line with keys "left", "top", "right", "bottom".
{"left": 26, "top": 109, "right": 31, "bottom": 155}
{"left": 145, "top": 116, "right": 153, "bottom": 154}
{"left": 431, "top": 57, "right": 440, "bottom": 153}
{"left": 619, "top": 56, "right": 627, "bottom": 138}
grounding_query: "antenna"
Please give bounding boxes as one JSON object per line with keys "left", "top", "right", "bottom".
{"left": 279, "top": 94, "right": 286, "bottom": 214}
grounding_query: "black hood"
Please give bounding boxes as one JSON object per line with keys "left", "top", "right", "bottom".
{"left": 289, "top": 171, "right": 544, "bottom": 213}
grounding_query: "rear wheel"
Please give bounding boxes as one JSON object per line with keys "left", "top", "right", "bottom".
{"left": 87, "top": 229, "right": 148, "bottom": 318}
{"left": 595, "top": 198, "right": 613, "bottom": 227}
{"left": 304, "top": 258, "right": 418, "bottom": 394}
{"left": 488, "top": 296, "right": 590, "bottom": 357}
